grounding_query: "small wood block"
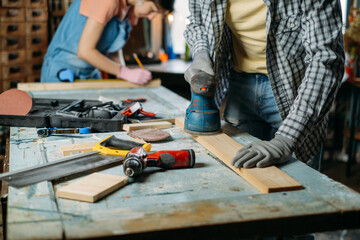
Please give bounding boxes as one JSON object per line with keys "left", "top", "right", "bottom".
{"left": 141, "top": 118, "right": 175, "bottom": 124}
{"left": 175, "top": 117, "right": 303, "bottom": 194}
{"left": 60, "top": 142, "right": 97, "bottom": 156}
{"left": 123, "top": 121, "right": 172, "bottom": 132}
{"left": 56, "top": 173, "right": 129, "bottom": 203}
{"left": 239, "top": 167, "right": 303, "bottom": 193}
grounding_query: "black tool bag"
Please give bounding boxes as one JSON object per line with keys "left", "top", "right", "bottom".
{"left": 0, "top": 98, "right": 127, "bottom": 132}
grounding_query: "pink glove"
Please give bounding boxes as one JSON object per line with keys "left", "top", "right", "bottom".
{"left": 116, "top": 66, "right": 152, "bottom": 85}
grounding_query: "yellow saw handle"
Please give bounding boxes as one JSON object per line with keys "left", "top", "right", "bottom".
{"left": 93, "top": 135, "right": 151, "bottom": 157}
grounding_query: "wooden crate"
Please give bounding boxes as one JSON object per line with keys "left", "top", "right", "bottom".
{"left": 0, "top": 0, "right": 48, "bottom": 91}
{"left": 48, "top": 0, "right": 73, "bottom": 38}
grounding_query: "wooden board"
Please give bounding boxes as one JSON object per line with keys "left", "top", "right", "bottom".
{"left": 123, "top": 121, "right": 172, "bottom": 132}
{"left": 175, "top": 117, "right": 303, "bottom": 193}
{"left": 17, "top": 78, "right": 161, "bottom": 91}
{"left": 60, "top": 142, "right": 97, "bottom": 156}
{"left": 56, "top": 173, "right": 129, "bottom": 203}
{"left": 141, "top": 118, "right": 176, "bottom": 124}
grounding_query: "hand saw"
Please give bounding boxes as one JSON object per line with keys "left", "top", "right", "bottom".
{"left": 0, "top": 135, "right": 151, "bottom": 188}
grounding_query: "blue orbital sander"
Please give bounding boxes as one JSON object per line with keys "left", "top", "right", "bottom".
{"left": 184, "top": 71, "right": 221, "bottom": 135}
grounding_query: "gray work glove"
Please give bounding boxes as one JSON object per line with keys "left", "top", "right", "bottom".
{"left": 184, "top": 51, "right": 214, "bottom": 83}
{"left": 231, "top": 135, "right": 295, "bottom": 168}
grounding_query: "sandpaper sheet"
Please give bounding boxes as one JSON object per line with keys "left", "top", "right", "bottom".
{"left": 0, "top": 89, "right": 33, "bottom": 115}
{"left": 128, "top": 128, "right": 171, "bottom": 142}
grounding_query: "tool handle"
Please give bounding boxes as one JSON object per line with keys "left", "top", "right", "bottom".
{"left": 93, "top": 135, "right": 151, "bottom": 157}
{"left": 101, "top": 135, "right": 143, "bottom": 149}
{"left": 121, "top": 102, "right": 141, "bottom": 117}
{"left": 190, "top": 71, "right": 216, "bottom": 96}
{"left": 147, "top": 149, "right": 195, "bottom": 169}
{"left": 139, "top": 108, "right": 156, "bottom": 117}
{"left": 122, "top": 98, "right": 147, "bottom": 103}
{"left": 59, "top": 99, "right": 84, "bottom": 112}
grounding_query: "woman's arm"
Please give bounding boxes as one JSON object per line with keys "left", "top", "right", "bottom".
{"left": 77, "top": 18, "right": 122, "bottom": 76}
{"left": 106, "top": 49, "right": 126, "bottom": 66}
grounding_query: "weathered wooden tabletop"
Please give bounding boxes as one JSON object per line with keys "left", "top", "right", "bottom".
{"left": 5, "top": 86, "right": 360, "bottom": 239}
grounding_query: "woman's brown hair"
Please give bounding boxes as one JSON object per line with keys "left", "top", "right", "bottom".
{"left": 154, "top": 0, "right": 175, "bottom": 12}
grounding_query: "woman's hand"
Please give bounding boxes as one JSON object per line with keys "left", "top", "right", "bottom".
{"left": 117, "top": 66, "right": 152, "bottom": 85}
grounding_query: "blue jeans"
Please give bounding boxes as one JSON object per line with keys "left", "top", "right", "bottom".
{"left": 224, "top": 71, "right": 283, "bottom": 141}
{"left": 224, "top": 70, "right": 322, "bottom": 171}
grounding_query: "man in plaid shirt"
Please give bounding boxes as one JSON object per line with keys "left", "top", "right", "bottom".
{"left": 184, "top": 0, "right": 345, "bottom": 170}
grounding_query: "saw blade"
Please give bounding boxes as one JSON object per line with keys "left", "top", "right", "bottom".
{"left": 0, "top": 151, "right": 123, "bottom": 188}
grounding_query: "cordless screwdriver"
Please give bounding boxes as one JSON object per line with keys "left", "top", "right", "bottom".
{"left": 123, "top": 147, "right": 196, "bottom": 178}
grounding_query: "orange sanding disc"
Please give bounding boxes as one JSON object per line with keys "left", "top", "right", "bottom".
{"left": 0, "top": 89, "right": 33, "bottom": 115}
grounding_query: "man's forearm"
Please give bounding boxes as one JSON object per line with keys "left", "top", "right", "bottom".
{"left": 183, "top": 0, "right": 210, "bottom": 55}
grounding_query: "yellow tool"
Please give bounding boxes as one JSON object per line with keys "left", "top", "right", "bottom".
{"left": 133, "top": 53, "right": 145, "bottom": 69}
{"left": 93, "top": 135, "right": 151, "bottom": 157}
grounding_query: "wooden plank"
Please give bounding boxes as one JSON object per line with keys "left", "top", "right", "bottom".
{"left": 60, "top": 142, "right": 97, "bottom": 156}
{"left": 17, "top": 78, "right": 161, "bottom": 91}
{"left": 56, "top": 173, "right": 129, "bottom": 203}
{"left": 141, "top": 118, "right": 176, "bottom": 124}
{"left": 175, "top": 117, "right": 303, "bottom": 193}
{"left": 123, "top": 121, "right": 172, "bottom": 132}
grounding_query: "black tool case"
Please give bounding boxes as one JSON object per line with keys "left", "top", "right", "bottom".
{"left": 0, "top": 98, "right": 127, "bottom": 132}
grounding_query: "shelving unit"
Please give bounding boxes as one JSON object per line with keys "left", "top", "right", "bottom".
{"left": 0, "top": 0, "right": 48, "bottom": 92}
{"left": 47, "top": 0, "right": 73, "bottom": 40}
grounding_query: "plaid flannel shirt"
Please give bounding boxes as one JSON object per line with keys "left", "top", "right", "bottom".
{"left": 184, "top": 0, "right": 345, "bottom": 163}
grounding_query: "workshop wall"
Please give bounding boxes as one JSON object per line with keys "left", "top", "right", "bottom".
{"left": 0, "top": 0, "right": 48, "bottom": 92}
{"left": 47, "top": 0, "right": 74, "bottom": 41}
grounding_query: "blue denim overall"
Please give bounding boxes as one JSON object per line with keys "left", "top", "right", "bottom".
{"left": 41, "top": 0, "right": 131, "bottom": 82}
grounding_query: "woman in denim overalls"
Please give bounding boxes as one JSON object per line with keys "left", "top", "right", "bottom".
{"left": 41, "top": 0, "right": 174, "bottom": 84}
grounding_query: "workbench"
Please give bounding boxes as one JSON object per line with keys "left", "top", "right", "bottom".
{"left": 4, "top": 86, "right": 360, "bottom": 240}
